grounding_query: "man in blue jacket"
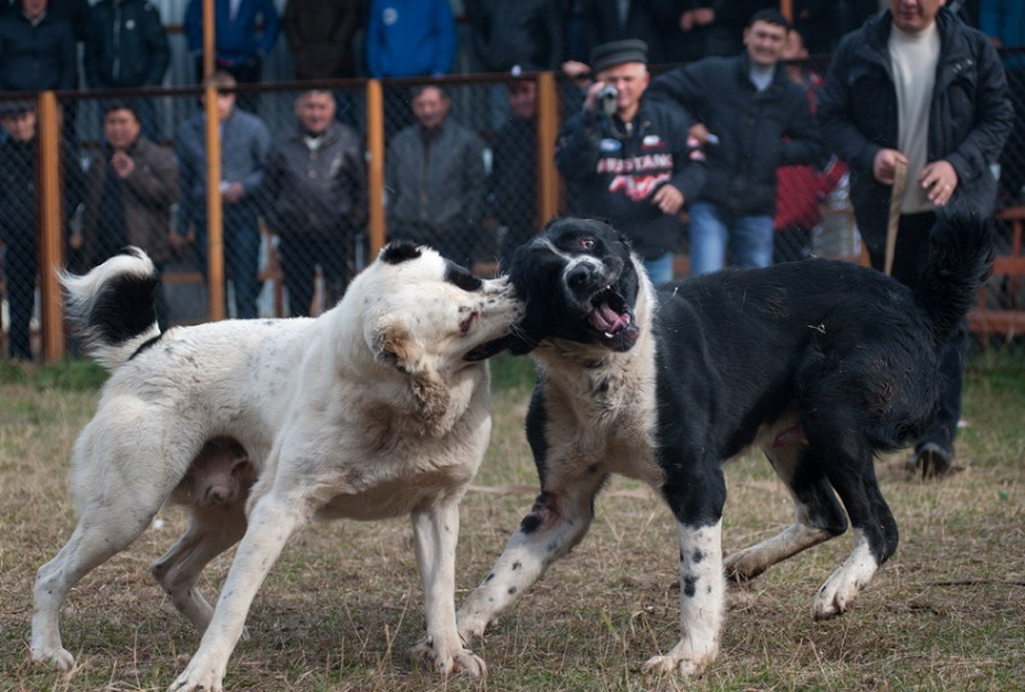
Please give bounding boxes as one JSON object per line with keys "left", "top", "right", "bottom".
{"left": 184, "top": 0, "right": 279, "bottom": 112}
{"left": 646, "top": 8, "right": 822, "bottom": 276}
{"left": 176, "top": 71, "right": 271, "bottom": 319}
{"left": 556, "top": 39, "right": 706, "bottom": 283}
{"left": 0, "top": 0, "right": 77, "bottom": 93}
{"left": 818, "top": 0, "right": 1013, "bottom": 477}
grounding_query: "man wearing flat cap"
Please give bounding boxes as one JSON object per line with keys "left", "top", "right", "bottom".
{"left": 555, "top": 38, "right": 707, "bottom": 283}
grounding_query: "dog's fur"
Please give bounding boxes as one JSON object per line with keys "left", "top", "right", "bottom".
{"left": 455, "top": 214, "right": 990, "bottom": 676}
{"left": 30, "top": 243, "right": 523, "bottom": 690}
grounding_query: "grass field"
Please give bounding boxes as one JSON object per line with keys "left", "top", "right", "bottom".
{"left": 1, "top": 352, "right": 1023, "bottom": 692}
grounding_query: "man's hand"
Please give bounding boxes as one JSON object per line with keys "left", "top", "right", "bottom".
{"left": 688, "top": 123, "right": 712, "bottom": 145}
{"left": 652, "top": 184, "right": 685, "bottom": 215}
{"left": 872, "top": 148, "right": 909, "bottom": 185}
{"left": 170, "top": 232, "right": 191, "bottom": 255}
{"left": 222, "top": 182, "right": 244, "bottom": 204}
{"left": 583, "top": 81, "right": 606, "bottom": 112}
{"left": 680, "top": 8, "right": 714, "bottom": 31}
{"left": 110, "top": 151, "right": 135, "bottom": 179}
{"left": 919, "top": 159, "right": 958, "bottom": 206}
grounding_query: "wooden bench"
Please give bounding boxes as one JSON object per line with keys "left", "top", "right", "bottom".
{"left": 969, "top": 205, "right": 1025, "bottom": 337}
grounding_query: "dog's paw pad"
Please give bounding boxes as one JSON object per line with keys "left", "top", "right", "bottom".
{"left": 642, "top": 654, "right": 708, "bottom": 678}
{"left": 450, "top": 649, "right": 487, "bottom": 677}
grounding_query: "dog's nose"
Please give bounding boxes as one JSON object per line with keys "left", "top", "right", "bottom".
{"left": 566, "top": 265, "right": 593, "bottom": 291}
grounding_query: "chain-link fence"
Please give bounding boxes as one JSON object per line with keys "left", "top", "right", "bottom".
{"left": 3, "top": 51, "right": 1025, "bottom": 362}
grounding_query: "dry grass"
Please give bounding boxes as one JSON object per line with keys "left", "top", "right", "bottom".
{"left": 1, "top": 354, "right": 1023, "bottom": 692}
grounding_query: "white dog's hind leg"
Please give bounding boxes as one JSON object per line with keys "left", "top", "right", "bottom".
{"left": 456, "top": 475, "right": 605, "bottom": 643}
{"left": 151, "top": 505, "right": 248, "bottom": 633}
{"left": 31, "top": 506, "right": 156, "bottom": 670}
{"left": 642, "top": 520, "right": 724, "bottom": 678}
{"left": 169, "top": 492, "right": 304, "bottom": 692}
{"left": 409, "top": 498, "right": 485, "bottom": 677}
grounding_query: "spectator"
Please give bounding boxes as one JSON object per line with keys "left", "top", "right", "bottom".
{"left": 264, "top": 90, "right": 367, "bottom": 317}
{"left": 676, "top": 0, "right": 777, "bottom": 58}
{"left": 385, "top": 85, "right": 486, "bottom": 267}
{"left": 365, "top": 0, "right": 456, "bottom": 79}
{"left": 0, "top": 100, "right": 80, "bottom": 361}
{"left": 556, "top": 39, "right": 706, "bottom": 283}
{"left": 980, "top": 0, "right": 1025, "bottom": 202}
{"left": 773, "top": 25, "right": 847, "bottom": 262}
{"left": 184, "top": 0, "right": 280, "bottom": 113}
{"left": 80, "top": 102, "right": 178, "bottom": 327}
{"left": 0, "top": 0, "right": 76, "bottom": 93}
{"left": 578, "top": 0, "right": 677, "bottom": 65}
{"left": 647, "top": 8, "right": 823, "bottom": 275}
{"left": 84, "top": 0, "right": 171, "bottom": 140}
{"left": 0, "top": 102, "right": 39, "bottom": 361}
{"left": 791, "top": 0, "right": 842, "bottom": 55}
{"left": 471, "top": 0, "right": 563, "bottom": 74}
{"left": 284, "top": 0, "right": 362, "bottom": 81}
{"left": 817, "top": 0, "right": 1014, "bottom": 476}
{"left": 176, "top": 71, "right": 271, "bottom": 319}
{"left": 489, "top": 80, "right": 539, "bottom": 267}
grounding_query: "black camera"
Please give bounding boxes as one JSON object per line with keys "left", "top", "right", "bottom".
{"left": 597, "top": 85, "right": 618, "bottom": 116}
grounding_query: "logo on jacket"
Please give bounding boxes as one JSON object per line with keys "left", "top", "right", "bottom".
{"left": 600, "top": 138, "right": 621, "bottom": 152}
{"left": 383, "top": 8, "right": 398, "bottom": 25}
{"left": 609, "top": 172, "right": 671, "bottom": 201}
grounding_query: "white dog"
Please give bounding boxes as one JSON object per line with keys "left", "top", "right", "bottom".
{"left": 30, "top": 242, "right": 523, "bottom": 690}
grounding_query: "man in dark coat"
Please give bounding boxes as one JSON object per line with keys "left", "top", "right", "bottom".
{"left": 264, "top": 90, "right": 367, "bottom": 316}
{"left": 488, "top": 80, "right": 539, "bottom": 267}
{"left": 283, "top": 0, "right": 361, "bottom": 80}
{"left": 80, "top": 102, "right": 178, "bottom": 326}
{"left": 817, "top": 0, "right": 1014, "bottom": 476}
{"left": 0, "top": 0, "right": 76, "bottom": 93}
{"left": 84, "top": 0, "right": 170, "bottom": 139}
{"left": 646, "top": 8, "right": 822, "bottom": 275}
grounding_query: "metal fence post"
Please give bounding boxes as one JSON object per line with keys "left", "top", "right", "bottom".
{"left": 367, "top": 78, "right": 386, "bottom": 258}
{"left": 37, "top": 91, "right": 64, "bottom": 362}
{"left": 536, "top": 71, "right": 561, "bottom": 229}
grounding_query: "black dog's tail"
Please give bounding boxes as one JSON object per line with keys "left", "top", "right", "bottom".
{"left": 915, "top": 209, "right": 993, "bottom": 345}
{"left": 60, "top": 247, "right": 161, "bottom": 370}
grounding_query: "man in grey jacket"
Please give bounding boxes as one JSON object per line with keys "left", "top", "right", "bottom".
{"left": 264, "top": 90, "right": 367, "bottom": 316}
{"left": 176, "top": 71, "right": 271, "bottom": 319}
{"left": 385, "top": 85, "right": 486, "bottom": 267}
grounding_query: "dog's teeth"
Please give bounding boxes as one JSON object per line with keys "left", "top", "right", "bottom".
{"left": 604, "top": 332, "right": 614, "bottom": 338}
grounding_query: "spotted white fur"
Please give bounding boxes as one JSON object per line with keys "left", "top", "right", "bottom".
{"left": 30, "top": 244, "right": 523, "bottom": 690}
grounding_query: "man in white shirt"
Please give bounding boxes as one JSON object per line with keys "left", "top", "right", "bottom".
{"left": 818, "top": 0, "right": 1014, "bottom": 476}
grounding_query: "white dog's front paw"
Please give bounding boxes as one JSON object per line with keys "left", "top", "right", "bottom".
{"left": 30, "top": 645, "right": 75, "bottom": 671}
{"left": 168, "top": 662, "right": 226, "bottom": 692}
{"left": 411, "top": 636, "right": 487, "bottom": 677}
{"left": 641, "top": 652, "right": 710, "bottom": 678}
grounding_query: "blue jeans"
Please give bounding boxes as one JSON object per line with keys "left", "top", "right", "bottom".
{"left": 688, "top": 201, "right": 774, "bottom": 275}
{"left": 642, "top": 252, "right": 674, "bottom": 284}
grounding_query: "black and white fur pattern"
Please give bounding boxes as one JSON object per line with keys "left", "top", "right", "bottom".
{"left": 30, "top": 243, "right": 523, "bottom": 691}
{"left": 456, "top": 214, "right": 990, "bottom": 677}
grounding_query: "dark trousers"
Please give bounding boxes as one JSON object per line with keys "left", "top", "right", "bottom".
{"left": 867, "top": 212, "right": 966, "bottom": 451}
{"left": 4, "top": 240, "right": 35, "bottom": 360}
{"left": 279, "top": 232, "right": 349, "bottom": 317}
{"left": 194, "top": 211, "right": 261, "bottom": 319}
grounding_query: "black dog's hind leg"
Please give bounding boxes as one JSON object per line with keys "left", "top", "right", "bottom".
{"left": 808, "top": 427, "right": 899, "bottom": 620}
{"left": 725, "top": 443, "right": 849, "bottom": 582}
{"left": 642, "top": 456, "right": 727, "bottom": 678}
{"left": 457, "top": 473, "right": 607, "bottom": 643}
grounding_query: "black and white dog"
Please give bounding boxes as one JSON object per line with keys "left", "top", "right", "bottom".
{"left": 456, "top": 215, "right": 990, "bottom": 677}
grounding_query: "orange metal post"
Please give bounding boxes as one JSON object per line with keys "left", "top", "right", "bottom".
{"left": 37, "top": 91, "right": 64, "bottom": 362}
{"left": 366, "top": 79, "right": 386, "bottom": 258}
{"left": 204, "top": 85, "right": 225, "bottom": 321}
{"left": 536, "top": 71, "right": 561, "bottom": 229}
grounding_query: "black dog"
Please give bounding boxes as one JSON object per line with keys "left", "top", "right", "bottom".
{"left": 456, "top": 214, "right": 990, "bottom": 677}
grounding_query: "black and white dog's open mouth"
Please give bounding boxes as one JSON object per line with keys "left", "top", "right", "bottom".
{"left": 587, "top": 285, "right": 638, "bottom": 349}
{"left": 463, "top": 336, "right": 510, "bottom": 361}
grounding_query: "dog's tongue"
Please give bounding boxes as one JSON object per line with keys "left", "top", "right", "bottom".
{"left": 590, "top": 302, "right": 629, "bottom": 334}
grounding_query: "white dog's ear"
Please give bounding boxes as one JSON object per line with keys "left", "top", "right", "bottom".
{"left": 371, "top": 321, "right": 451, "bottom": 433}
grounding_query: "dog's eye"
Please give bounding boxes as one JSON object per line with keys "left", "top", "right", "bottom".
{"left": 579, "top": 237, "right": 596, "bottom": 251}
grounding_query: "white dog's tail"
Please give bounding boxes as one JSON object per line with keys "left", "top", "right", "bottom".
{"left": 60, "top": 247, "right": 162, "bottom": 370}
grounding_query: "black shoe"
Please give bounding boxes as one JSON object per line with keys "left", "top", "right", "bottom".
{"left": 911, "top": 442, "right": 953, "bottom": 479}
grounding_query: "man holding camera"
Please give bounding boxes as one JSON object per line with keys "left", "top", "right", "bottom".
{"left": 555, "top": 39, "right": 706, "bottom": 283}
